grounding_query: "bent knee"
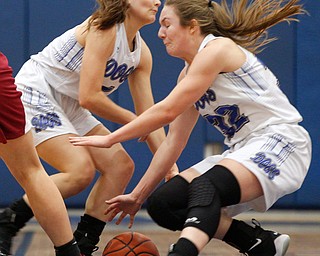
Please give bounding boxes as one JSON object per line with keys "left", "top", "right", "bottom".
{"left": 147, "top": 194, "right": 186, "bottom": 231}
{"left": 65, "top": 159, "right": 96, "bottom": 193}
{"left": 147, "top": 176, "right": 190, "bottom": 231}
{"left": 106, "top": 151, "right": 135, "bottom": 180}
{"left": 120, "top": 153, "right": 135, "bottom": 175}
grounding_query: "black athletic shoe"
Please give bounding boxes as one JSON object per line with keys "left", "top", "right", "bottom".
{"left": 167, "top": 243, "right": 182, "bottom": 256}
{"left": 0, "top": 247, "right": 10, "bottom": 255}
{"left": 0, "top": 241, "right": 11, "bottom": 256}
{"left": 74, "top": 231, "right": 98, "bottom": 256}
{"left": 241, "top": 219, "right": 290, "bottom": 256}
{"left": 0, "top": 208, "right": 21, "bottom": 255}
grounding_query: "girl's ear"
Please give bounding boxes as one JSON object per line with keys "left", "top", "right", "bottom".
{"left": 189, "top": 19, "right": 199, "bottom": 34}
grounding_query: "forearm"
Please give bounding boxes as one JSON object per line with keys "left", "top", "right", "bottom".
{"left": 93, "top": 104, "right": 137, "bottom": 125}
{"left": 145, "top": 128, "right": 166, "bottom": 154}
{"left": 131, "top": 139, "right": 184, "bottom": 204}
{"left": 108, "top": 102, "right": 173, "bottom": 146}
{"left": 81, "top": 93, "right": 137, "bottom": 125}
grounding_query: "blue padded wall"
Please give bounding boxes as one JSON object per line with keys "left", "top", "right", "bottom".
{"left": 0, "top": 1, "right": 27, "bottom": 73}
{"left": 295, "top": 1, "right": 320, "bottom": 208}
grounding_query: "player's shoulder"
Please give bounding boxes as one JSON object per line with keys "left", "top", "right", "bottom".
{"left": 197, "top": 37, "right": 244, "bottom": 72}
{"left": 204, "top": 37, "right": 238, "bottom": 54}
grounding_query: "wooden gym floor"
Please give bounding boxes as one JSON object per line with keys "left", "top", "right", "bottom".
{"left": 9, "top": 209, "right": 320, "bottom": 256}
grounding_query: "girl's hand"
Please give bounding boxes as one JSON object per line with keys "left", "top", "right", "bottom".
{"left": 105, "top": 194, "right": 142, "bottom": 229}
{"left": 69, "top": 135, "right": 113, "bottom": 148}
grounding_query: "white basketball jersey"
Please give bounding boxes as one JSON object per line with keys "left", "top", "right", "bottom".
{"left": 30, "top": 23, "right": 141, "bottom": 100}
{"left": 192, "top": 34, "right": 302, "bottom": 147}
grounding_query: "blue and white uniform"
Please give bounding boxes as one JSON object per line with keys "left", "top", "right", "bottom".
{"left": 15, "top": 23, "right": 141, "bottom": 146}
{"left": 191, "top": 34, "right": 311, "bottom": 216}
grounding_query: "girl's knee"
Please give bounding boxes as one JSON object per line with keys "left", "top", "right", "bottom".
{"left": 66, "top": 159, "right": 96, "bottom": 193}
{"left": 109, "top": 151, "right": 135, "bottom": 178}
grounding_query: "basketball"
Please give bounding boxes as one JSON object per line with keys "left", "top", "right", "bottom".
{"left": 102, "top": 231, "right": 160, "bottom": 256}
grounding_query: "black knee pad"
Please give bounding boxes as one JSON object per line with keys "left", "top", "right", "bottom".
{"left": 184, "top": 176, "right": 221, "bottom": 239}
{"left": 183, "top": 165, "right": 241, "bottom": 239}
{"left": 201, "top": 164, "right": 241, "bottom": 206}
{"left": 147, "top": 175, "right": 189, "bottom": 231}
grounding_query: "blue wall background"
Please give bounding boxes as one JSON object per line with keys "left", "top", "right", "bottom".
{"left": 0, "top": 0, "right": 319, "bottom": 209}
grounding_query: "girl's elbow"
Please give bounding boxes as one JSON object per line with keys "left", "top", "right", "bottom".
{"left": 155, "top": 102, "right": 181, "bottom": 124}
{"left": 157, "top": 113, "right": 177, "bottom": 126}
{"left": 165, "top": 113, "right": 176, "bottom": 123}
{"left": 162, "top": 108, "right": 180, "bottom": 123}
{"left": 79, "top": 97, "right": 92, "bottom": 109}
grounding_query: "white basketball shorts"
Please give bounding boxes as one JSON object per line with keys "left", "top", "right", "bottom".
{"left": 191, "top": 123, "right": 311, "bottom": 216}
{"left": 15, "top": 60, "right": 100, "bottom": 146}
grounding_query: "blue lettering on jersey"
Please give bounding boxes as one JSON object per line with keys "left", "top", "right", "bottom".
{"left": 204, "top": 104, "right": 249, "bottom": 139}
{"left": 195, "top": 89, "right": 216, "bottom": 110}
{"left": 104, "top": 58, "right": 135, "bottom": 83}
{"left": 31, "top": 112, "right": 62, "bottom": 133}
{"left": 250, "top": 152, "right": 280, "bottom": 180}
{"left": 101, "top": 85, "right": 115, "bottom": 92}
{"left": 195, "top": 89, "right": 249, "bottom": 139}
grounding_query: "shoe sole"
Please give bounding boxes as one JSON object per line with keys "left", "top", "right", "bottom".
{"left": 274, "top": 234, "right": 290, "bottom": 256}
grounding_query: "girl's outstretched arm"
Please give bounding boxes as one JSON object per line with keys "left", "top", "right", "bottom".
{"left": 105, "top": 106, "right": 199, "bottom": 228}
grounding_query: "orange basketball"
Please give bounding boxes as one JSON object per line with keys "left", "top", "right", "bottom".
{"left": 102, "top": 231, "right": 160, "bottom": 256}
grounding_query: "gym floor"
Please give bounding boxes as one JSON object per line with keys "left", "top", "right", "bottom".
{"left": 10, "top": 209, "right": 320, "bottom": 255}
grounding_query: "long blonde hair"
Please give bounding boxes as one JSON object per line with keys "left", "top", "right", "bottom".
{"left": 165, "top": 0, "right": 306, "bottom": 53}
{"left": 87, "top": 0, "right": 129, "bottom": 30}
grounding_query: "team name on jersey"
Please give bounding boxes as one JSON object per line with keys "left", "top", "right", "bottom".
{"left": 194, "top": 89, "right": 216, "bottom": 110}
{"left": 250, "top": 152, "right": 280, "bottom": 180}
{"left": 104, "top": 58, "right": 135, "bottom": 83}
{"left": 195, "top": 88, "right": 250, "bottom": 139}
{"left": 31, "top": 112, "right": 62, "bottom": 133}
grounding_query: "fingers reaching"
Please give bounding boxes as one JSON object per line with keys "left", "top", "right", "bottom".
{"left": 69, "top": 135, "right": 111, "bottom": 148}
{"left": 104, "top": 195, "right": 140, "bottom": 228}
{"left": 128, "top": 214, "right": 135, "bottom": 229}
{"left": 104, "top": 204, "right": 134, "bottom": 228}
{"left": 104, "top": 203, "right": 120, "bottom": 221}
{"left": 69, "top": 136, "right": 91, "bottom": 146}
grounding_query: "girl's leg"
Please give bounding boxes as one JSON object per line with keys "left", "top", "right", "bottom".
{"left": 73, "top": 125, "right": 135, "bottom": 255}
{"left": 0, "top": 131, "right": 80, "bottom": 255}
{"left": 0, "top": 132, "right": 96, "bottom": 255}
{"left": 169, "top": 159, "right": 289, "bottom": 256}
{"left": 83, "top": 125, "right": 134, "bottom": 221}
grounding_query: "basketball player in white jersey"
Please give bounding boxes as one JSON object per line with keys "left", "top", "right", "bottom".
{"left": 70, "top": 0, "right": 311, "bottom": 255}
{"left": 0, "top": 0, "right": 178, "bottom": 255}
